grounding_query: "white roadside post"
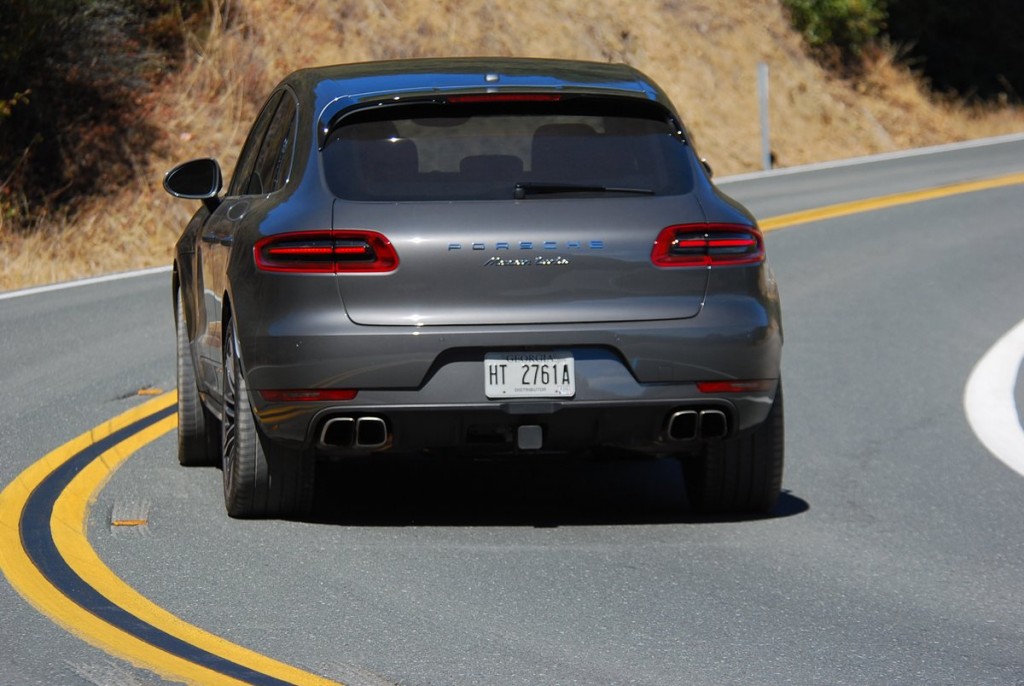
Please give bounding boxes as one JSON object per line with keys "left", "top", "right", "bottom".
{"left": 758, "top": 62, "right": 772, "bottom": 170}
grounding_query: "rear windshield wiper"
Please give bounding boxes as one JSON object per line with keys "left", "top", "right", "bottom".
{"left": 513, "top": 182, "right": 655, "bottom": 199}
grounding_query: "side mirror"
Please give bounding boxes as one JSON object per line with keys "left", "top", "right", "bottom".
{"left": 164, "top": 158, "right": 223, "bottom": 212}
{"left": 700, "top": 158, "right": 714, "bottom": 178}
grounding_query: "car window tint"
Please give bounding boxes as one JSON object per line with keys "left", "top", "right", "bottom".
{"left": 227, "top": 91, "right": 284, "bottom": 197}
{"left": 249, "top": 94, "right": 297, "bottom": 195}
{"left": 322, "top": 102, "right": 694, "bottom": 201}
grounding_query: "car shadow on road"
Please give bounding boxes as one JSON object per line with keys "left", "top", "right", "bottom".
{"left": 306, "top": 454, "right": 809, "bottom": 527}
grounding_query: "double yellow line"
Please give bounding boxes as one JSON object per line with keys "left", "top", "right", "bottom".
{"left": 0, "top": 168, "right": 1021, "bottom": 684}
{"left": 0, "top": 392, "right": 339, "bottom": 685}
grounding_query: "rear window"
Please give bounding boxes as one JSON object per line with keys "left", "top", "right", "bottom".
{"left": 322, "top": 99, "right": 694, "bottom": 201}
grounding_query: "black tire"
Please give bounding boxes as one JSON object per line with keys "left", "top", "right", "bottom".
{"left": 176, "top": 291, "right": 219, "bottom": 467}
{"left": 682, "top": 384, "right": 785, "bottom": 515}
{"left": 221, "top": 316, "right": 314, "bottom": 518}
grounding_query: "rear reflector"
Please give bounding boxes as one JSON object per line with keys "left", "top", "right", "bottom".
{"left": 259, "top": 389, "right": 358, "bottom": 402}
{"left": 652, "top": 223, "right": 764, "bottom": 267}
{"left": 697, "top": 380, "right": 773, "bottom": 394}
{"left": 255, "top": 230, "right": 398, "bottom": 273}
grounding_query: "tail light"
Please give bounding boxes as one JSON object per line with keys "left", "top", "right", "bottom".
{"left": 255, "top": 230, "right": 399, "bottom": 273}
{"left": 652, "top": 223, "right": 764, "bottom": 267}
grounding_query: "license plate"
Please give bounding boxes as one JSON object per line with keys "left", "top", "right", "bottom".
{"left": 484, "top": 351, "right": 575, "bottom": 399}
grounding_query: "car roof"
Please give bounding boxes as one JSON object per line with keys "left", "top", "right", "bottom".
{"left": 276, "top": 58, "right": 678, "bottom": 146}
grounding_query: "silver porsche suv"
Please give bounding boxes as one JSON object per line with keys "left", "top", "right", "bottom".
{"left": 165, "top": 58, "right": 783, "bottom": 518}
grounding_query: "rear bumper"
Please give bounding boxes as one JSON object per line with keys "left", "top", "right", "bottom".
{"left": 295, "top": 392, "right": 773, "bottom": 457}
{"left": 249, "top": 349, "right": 779, "bottom": 455}
{"left": 240, "top": 292, "right": 782, "bottom": 455}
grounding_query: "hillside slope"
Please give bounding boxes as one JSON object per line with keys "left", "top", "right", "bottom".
{"left": 2, "top": 0, "right": 1021, "bottom": 291}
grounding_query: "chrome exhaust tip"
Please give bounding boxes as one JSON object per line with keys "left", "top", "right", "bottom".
{"left": 668, "top": 410, "right": 698, "bottom": 441}
{"left": 320, "top": 417, "right": 355, "bottom": 447}
{"left": 355, "top": 416, "right": 388, "bottom": 449}
{"left": 699, "top": 410, "right": 728, "bottom": 439}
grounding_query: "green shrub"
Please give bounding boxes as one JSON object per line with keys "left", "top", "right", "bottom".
{"left": 782, "top": 0, "right": 887, "bottom": 68}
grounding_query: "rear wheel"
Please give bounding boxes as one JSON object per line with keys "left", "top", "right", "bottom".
{"left": 175, "top": 291, "right": 219, "bottom": 466}
{"left": 681, "top": 384, "right": 784, "bottom": 515}
{"left": 221, "top": 316, "right": 314, "bottom": 518}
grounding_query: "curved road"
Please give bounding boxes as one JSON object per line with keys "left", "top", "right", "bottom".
{"left": 2, "top": 137, "right": 1024, "bottom": 684}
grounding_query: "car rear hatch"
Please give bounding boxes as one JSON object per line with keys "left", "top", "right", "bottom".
{"left": 330, "top": 196, "right": 708, "bottom": 326}
{"left": 319, "top": 93, "right": 714, "bottom": 327}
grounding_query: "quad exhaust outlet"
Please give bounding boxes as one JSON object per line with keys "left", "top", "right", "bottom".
{"left": 667, "top": 409, "right": 729, "bottom": 441}
{"left": 319, "top": 416, "right": 389, "bottom": 449}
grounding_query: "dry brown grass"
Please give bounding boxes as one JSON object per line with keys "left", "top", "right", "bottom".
{"left": 2, "top": 0, "right": 1022, "bottom": 292}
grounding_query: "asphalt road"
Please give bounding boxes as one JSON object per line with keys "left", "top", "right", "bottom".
{"left": 2, "top": 137, "right": 1024, "bottom": 685}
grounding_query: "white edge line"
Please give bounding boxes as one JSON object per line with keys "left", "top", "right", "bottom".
{"left": 718, "top": 131, "right": 1024, "bottom": 185}
{"left": 0, "top": 266, "right": 171, "bottom": 302}
{"left": 964, "top": 317, "right": 1024, "bottom": 478}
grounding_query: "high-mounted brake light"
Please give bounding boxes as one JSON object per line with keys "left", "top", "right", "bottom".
{"left": 446, "top": 93, "right": 563, "bottom": 103}
{"left": 255, "top": 230, "right": 398, "bottom": 273}
{"left": 651, "top": 223, "right": 764, "bottom": 268}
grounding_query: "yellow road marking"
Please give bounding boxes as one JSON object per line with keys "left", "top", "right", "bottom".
{"left": 760, "top": 171, "right": 1024, "bottom": 231}
{"left": 0, "top": 391, "right": 341, "bottom": 685}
